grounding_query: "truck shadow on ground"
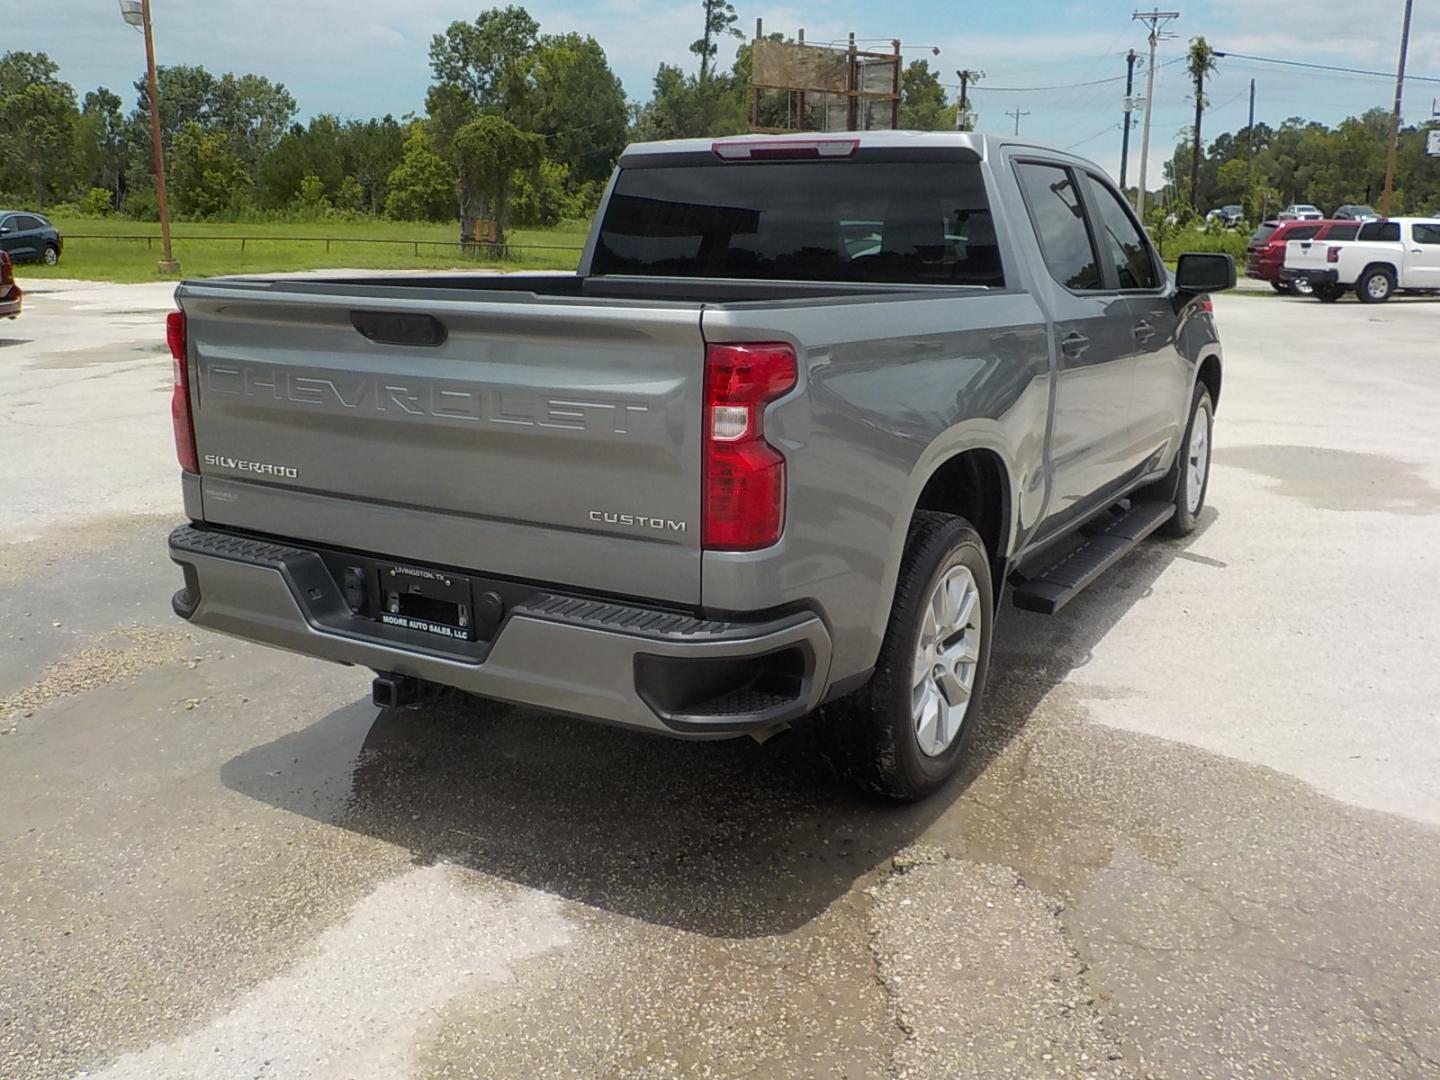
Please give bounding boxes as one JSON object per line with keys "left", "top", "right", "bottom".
{"left": 222, "top": 510, "right": 1220, "bottom": 938}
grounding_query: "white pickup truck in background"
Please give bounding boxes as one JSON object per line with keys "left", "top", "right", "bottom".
{"left": 1285, "top": 218, "right": 1440, "bottom": 303}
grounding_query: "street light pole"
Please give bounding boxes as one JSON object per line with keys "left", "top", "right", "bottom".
{"left": 124, "top": 0, "right": 178, "bottom": 274}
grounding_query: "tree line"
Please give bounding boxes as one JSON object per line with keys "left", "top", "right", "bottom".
{"left": 4, "top": 3, "right": 1434, "bottom": 236}
{"left": 0, "top": 1, "right": 967, "bottom": 237}
{"left": 1162, "top": 107, "right": 1439, "bottom": 220}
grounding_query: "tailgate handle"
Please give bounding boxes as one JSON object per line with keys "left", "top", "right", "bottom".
{"left": 350, "top": 310, "right": 448, "bottom": 347}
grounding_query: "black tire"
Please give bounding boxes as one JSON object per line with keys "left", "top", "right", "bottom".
{"left": 1356, "top": 265, "right": 1395, "bottom": 304}
{"left": 1313, "top": 283, "right": 1343, "bottom": 303}
{"left": 42, "top": 244, "right": 59, "bottom": 266}
{"left": 821, "top": 512, "right": 994, "bottom": 801}
{"left": 1155, "top": 383, "right": 1213, "bottom": 538}
{"left": 1270, "top": 280, "right": 1292, "bottom": 294}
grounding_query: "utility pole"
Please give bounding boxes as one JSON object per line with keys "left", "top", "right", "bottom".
{"left": 1133, "top": 9, "right": 1180, "bottom": 222}
{"left": 1006, "top": 108, "right": 1031, "bottom": 136}
{"left": 1120, "top": 49, "right": 1138, "bottom": 190}
{"left": 956, "top": 68, "right": 983, "bottom": 132}
{"left": 1381, "top": 0, "right": 1415, "bottom": 217}
{"left": 119, "top": 0, "right": 178, "bottom": 274}
{"left": 1246, "top": 77, "right": 1256, "bottom": 213}
{"left": 1187, "top": 37, "right": 1216, "bottom": 211}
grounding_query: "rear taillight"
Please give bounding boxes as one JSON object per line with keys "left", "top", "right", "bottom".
{"left": 702, "top": 343, "right": 798, "bottom": 551}
{"left": 167, "top": 310, "right": 199, "bottom": 473}
{"left": 1327, "top": 246, "right": 1341, "bottom": 264}
{"left": 0, "top": 252, "right": 13, "bottom": 286}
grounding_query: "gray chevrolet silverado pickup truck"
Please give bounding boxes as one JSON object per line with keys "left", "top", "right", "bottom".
{"left": 166, "top": 132, "right": 1233, "bottom": 799}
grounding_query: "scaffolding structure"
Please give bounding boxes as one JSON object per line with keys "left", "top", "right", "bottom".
{"left": 749, "top": 23, "right": 902, "bottom": 134}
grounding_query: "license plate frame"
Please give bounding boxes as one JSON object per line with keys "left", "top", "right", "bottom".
{"left": 376, "top": 563, "right": 476, "bottom": 642}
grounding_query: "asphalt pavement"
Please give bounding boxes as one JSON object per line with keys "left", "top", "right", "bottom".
{"left": 2, "top": 277, "right": 1439, "bottom": 1079}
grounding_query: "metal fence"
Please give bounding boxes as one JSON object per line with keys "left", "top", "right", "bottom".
{"left": 64, "top": 233, "right": 586, "bottom": 258}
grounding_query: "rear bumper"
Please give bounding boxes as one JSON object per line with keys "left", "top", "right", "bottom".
{"left": 1244, "top": 258, "right": 1275, "bottom": 282}
{"left": 1289, "top": 268, "right": 1339, "bottom": 286}
{"left": 169, "top": 524, "right": 832, "bottom": 738}
{"left": 0, "top": 285, "right": 19, "bottom": 319}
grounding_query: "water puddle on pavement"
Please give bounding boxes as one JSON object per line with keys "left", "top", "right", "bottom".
{"left": 29, "top": 341, "right": 169, "bottom": 370}
{"left": 78, "top": 864, "right": 572, "bottom": 1080}
{"left": 1216, "top": 444, "right": 1440, "bottom": 514}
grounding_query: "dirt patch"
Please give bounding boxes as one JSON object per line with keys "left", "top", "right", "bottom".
{"left": 868, "top": 844, "right": 1136, "bottom": 1079}
{"left": 0, "top": 625, "right": 198, "bottom": 731}
{"left": 0, "top": 513, "right": 174, "bottom": 582}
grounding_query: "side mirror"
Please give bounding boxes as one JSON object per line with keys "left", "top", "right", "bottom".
{"left": 1175, "top": 252, "right": 1236, "bottom": 293}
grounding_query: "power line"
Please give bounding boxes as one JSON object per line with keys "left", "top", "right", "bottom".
{"left": 1065, "top": 122, "right": 1121, "bottom": 150}
{"left": 963, "top": 58, "right": 1186, "bottom": 93}
{"left": 1212, "top": 49, "right": 1440, "bottom": 85}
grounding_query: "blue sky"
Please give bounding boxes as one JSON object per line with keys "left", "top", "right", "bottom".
{"left": 11, "top": 0, "right": 1440, "bottom": 179}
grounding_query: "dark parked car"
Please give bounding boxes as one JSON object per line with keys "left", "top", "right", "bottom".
{"left": 1246, "top": 219, "right": 1360, "bottom": 293}
{"left": 0, "top": 211, "right": 63, "bottom": 265}
{"left": 1332, "top": 204, "right": 1380, "bottom": 222}
{"left": 0, "top": 250, "right": 20, "bottom": 319}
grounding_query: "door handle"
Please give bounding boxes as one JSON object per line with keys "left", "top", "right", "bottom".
{"left": 1133, "top": 320, "right": 1157, "bottom": 342}
{"left": 1060, "top": 332, "right": 1090, "bottom": 359}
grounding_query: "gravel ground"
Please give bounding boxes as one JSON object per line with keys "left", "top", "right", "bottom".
{"left": 0, "top": 626, "right": 195, "bottom": 731}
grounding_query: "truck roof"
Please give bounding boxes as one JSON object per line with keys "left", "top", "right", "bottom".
{"left": 619, "top": 129, "right": 1102, "bottom": 170}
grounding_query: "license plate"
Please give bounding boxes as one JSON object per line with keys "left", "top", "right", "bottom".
{"left": 377, "top": 563, "right": 475, "bottom": 641}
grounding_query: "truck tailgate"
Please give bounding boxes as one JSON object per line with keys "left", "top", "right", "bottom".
{"left": 177, "top": 281, "right": 705, "bottom": 605}
{"left": 1284, "top": 239, "right": 1332, "bottom": 271}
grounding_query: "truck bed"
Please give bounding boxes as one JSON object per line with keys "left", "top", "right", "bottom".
{"left": 214, "top": 271, "right": 978, "bottom": 306}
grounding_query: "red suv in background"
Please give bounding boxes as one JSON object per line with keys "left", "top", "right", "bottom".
{"left": 0, "top": 251, "right": 21, "bottom": 320}
{"left": 1247, "top": 219, "right": 1362, "bottom": 293}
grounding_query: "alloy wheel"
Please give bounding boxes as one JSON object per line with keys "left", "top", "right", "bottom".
{"left": 911, "top": 565, "right": 983, "bottom": 757}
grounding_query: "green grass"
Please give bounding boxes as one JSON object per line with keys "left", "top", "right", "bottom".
{"left": 18, "top": 217, "right": 589, "bottom": 283}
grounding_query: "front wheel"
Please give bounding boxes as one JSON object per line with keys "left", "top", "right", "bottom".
{"left": 822, "top": 512, "right": 994, "bottom": 801}
{"left": 42, "top": 245, "right": 59, "bottom": 266}
{"left": 1156, "top": 384, "right": 1213, "bottom": 538}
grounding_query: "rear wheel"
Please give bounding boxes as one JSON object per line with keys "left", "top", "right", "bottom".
{"left": 1270, "top": 280, "right": 1292, "bottom": 294}
{"left": 1313, "top": 283, "right": 1344, "bottom": 303}
{"left": 822, "top": 512, "right": 994, "bottom": 801}
{"left": 42, "top": 244, "right": 59, "bottom": 266}
{"left": 1356, "top": 266, "right": 1395, "bottom": 304}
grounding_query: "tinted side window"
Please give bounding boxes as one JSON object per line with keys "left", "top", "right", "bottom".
{"left": 1287, "top": 225, "right": 1321, "bottom": 241}
{"left": 1359, "top": 221, "right": 1400, "bottom": 242}
{"left": 1323, "top": 224, "right": 1359, "bottom": 241}
{"left": 1083, "top": 173, "right": 1159, "bottom": 289}
{"left": 1412, "top": 224, "right": 1440, "bottom": 245}
{"left": 14, "top": 216, "right": 42, "bottom": 231}
{"left": 1250, "top": 224, "right": 1278, "bottom": 244}
{"left": 1014, "top": 162, "right": 1102, "bottom": 291}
